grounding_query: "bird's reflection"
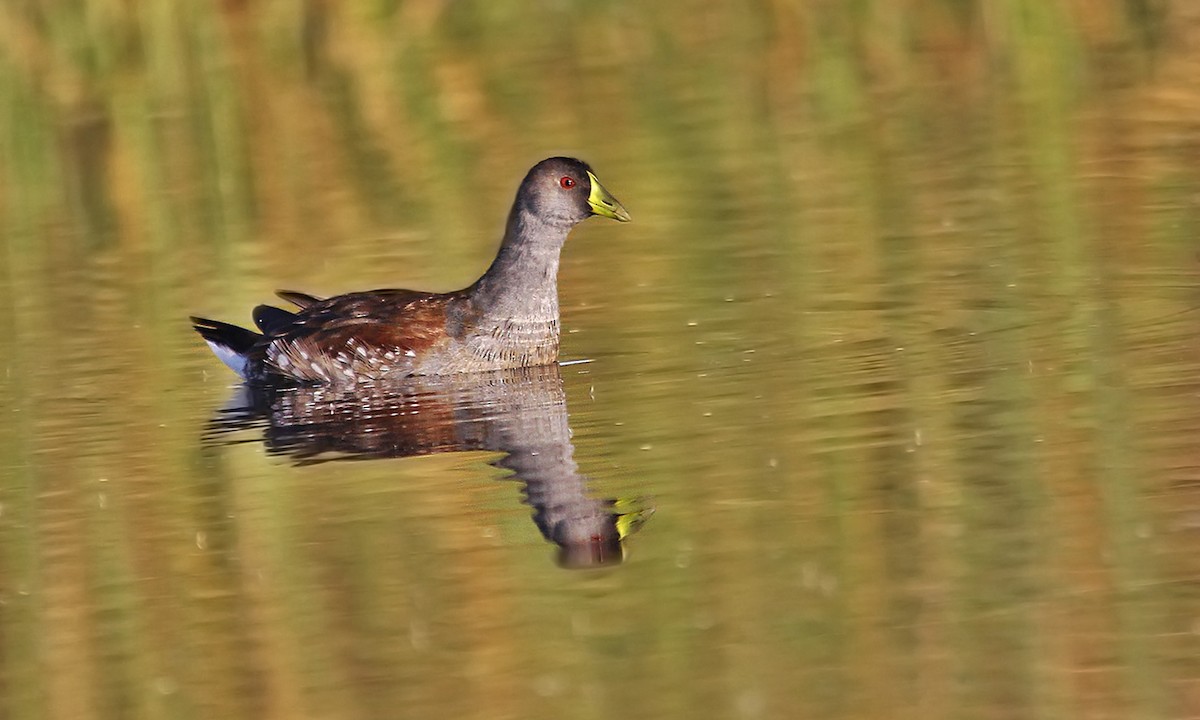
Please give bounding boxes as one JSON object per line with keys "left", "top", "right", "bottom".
{"left": 204, "top": 364, "right": 652, "bottom": 568}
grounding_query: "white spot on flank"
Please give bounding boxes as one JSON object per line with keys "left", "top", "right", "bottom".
{"left": 356, "top": 346, "right": 368, "bottom": 358}
{"left": 277, "top": 355, "right": 290, "bottom": 368}
{"left": 405, "top": 349, "right": 416, "bottom": 357}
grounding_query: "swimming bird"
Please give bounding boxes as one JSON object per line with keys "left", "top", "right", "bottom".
{"left": 192, "top": 157, "right": 630, "bottom": 385}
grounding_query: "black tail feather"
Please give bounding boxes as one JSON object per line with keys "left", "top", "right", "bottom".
{"left": 252, "top": 305, "right": 297, "bottom": 335}
{"left": 190, "top": 316, "right": 261, "bottom": 354}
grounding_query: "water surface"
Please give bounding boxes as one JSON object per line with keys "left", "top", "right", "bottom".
{"left": 2, "top": 3, "right": 1199, "bottom": 719}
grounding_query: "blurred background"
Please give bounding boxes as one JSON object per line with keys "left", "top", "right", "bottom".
{"left": 2, "top": 0, "right": 1200, "bottom": 718}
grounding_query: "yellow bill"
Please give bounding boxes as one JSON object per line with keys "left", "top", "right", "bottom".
{"left": 586, "top": 171, "right": 632, "bottom": 222}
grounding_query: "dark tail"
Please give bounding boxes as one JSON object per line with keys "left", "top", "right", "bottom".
{"left": 191, "top": 316, "right": 263, "bottom": 378}
{"left": 190, "top": 316, "right": 261, "bottom": 354}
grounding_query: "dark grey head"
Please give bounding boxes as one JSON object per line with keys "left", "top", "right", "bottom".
{"left": 513, "top": 157, "right": 631, "bottom": 230}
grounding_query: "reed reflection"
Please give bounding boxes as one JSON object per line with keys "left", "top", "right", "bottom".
{"left": 205, "top": 364, "right": 651, "bottom": 568}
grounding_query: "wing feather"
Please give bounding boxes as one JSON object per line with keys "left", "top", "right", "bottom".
{"left": 276, "top": 290, "right": 323, "bottom": 309}
{"left": 262, "top": 292, "right": 456, "bottom": 382}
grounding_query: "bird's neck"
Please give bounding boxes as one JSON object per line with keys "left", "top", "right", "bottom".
{"left": 470, "top": 206, "right": 569, "bottom": 325}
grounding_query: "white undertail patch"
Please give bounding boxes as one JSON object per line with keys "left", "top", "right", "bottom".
{"left": 205, "top": 341, "right": 249, "bottom": 379}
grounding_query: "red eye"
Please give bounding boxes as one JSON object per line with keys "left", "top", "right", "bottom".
{"left": 559, "top": 176, "right": 576, "bottom": 189}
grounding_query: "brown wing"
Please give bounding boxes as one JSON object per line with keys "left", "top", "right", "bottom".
{"left": 276, "top": 290, "right": 323, "bottom": 309}
{"left": 259, "top": 290, "right": 458, "bottom": 383}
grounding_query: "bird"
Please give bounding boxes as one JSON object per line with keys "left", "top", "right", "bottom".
{"left": 191, "top": 157, "right": 630, "bottom": 386}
